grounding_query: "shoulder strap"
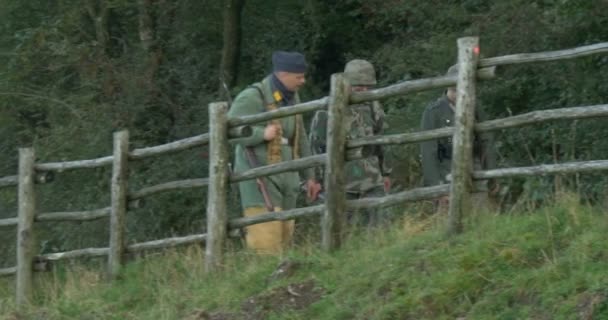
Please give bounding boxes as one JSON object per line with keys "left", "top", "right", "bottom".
{"left": 247, "top": 84, "right": 267, "bottom": 110}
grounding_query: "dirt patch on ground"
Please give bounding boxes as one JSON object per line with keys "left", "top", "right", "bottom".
{"left": 577, "top": 291, "right": 606, "bottom": 320}
{"left": 241, "top": 279, "right": 325, "bottom": 319}
{"left": 184, "top": 279, "right": 325, "bottom": 320}
{"left": 183, "top": 310, "right": 242, "bottom": 320}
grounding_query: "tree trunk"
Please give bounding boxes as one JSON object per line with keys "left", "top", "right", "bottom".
{"left": 137, "top": 0, "right": 162, "bottom": 85}
{"left": 137, "top": 0, "right": 155, "bottom": 52}
{"left": 219, "top": 0, "right": 246, "bottom": 95}
{"left": 86, "top": 0, "right": 110, "bottom": 55}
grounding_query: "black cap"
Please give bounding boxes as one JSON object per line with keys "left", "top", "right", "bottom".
{"left": 272, "top": 51, "right": 308, "bottom": 73}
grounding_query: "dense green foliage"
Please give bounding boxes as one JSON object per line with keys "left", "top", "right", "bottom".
{"left": 1, "top": 0, "right": 607, "bottom": 266}
{"left": 2, "top": 195, "right": 607, "bottom": 319}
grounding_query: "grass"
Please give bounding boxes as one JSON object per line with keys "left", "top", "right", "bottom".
{"left": 1, "top": 194, "right": 608, "bottom": 319}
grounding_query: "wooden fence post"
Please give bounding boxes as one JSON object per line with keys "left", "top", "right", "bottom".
{"left": 448, "top": 36, "right": 480, "bottom": 236}
{"left": 322, "top": 73, "right": 350, "bottom": 251}
{"left": 108, "top": 130, "right": 129, "bottom": 279}
{"left": 205, "top": 102, "right": 230, "bottom": 272}
{"left": 16, "top": 148, "right": 36, "bottom": 306}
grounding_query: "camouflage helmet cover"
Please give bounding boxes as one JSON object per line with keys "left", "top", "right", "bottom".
{"left": 344, "top": 59, "right": 377, "bottom": 86}
{"left": 446, "top": 64, "right": 459, "bottom": 76}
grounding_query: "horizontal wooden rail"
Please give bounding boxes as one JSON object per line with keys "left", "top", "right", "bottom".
{"left": 474, "top": 159, "right": 608, "bottom": 180}
{"left": 348, "top": 104, "right": 608, "bottom": 148}
{"left": 475, "top": 104, "right": 608, "bottom": 132}
{"left": 227, "top": 97, "right": 329, "bottom": 127}
{"left": 350, "top": 66, "right": 496, "bottom": 104}
{"left": 126, "top": 234, "right": 207, "bottom": 253}
{"left": 129, "top": 126, "right": 252, "bottom": 160}
{"left": 346, "top": 184, "right": 450, "bottom": 209}
{"left": 5, "top": 232, "right": 245, "bottom": 271}
{"left": 0, "top": 267, "right": 16, "bottom": 277}
{"left": 229, "top": 147, "right": 369, "bottom": 183}
{"left": 0, "top": 206, "right": 141, "bottom": 227}
{"left": 36, "top": 207, "right": 111, "bottom": 222}
{"left": 0, "top": 217, "right": 18, "bottom": 227}
{"left": 131, "top": 133, "right": 210, "bottom": 160}
{"left": 34, "top": 132, "right": 252, "bottom": 172}
{"left": 230, "top": 155, "right": 325, "bottom": 183}
{"left": 35, "top": 156, "right": 113, "bottom": 171}
{"left": 479, "top": 42, "right": 608, "bottom": 67}
{"left": 0, "top": 175, "right": 17, "bottom": 189}
{"left": 129, "top": 178, "right": 209, "bottom": 200}
{"left": 40, "top": 248, "right": 109, "bottom": 261}
{"left": 229, "top": 184, "right": 449, "bottom": 229}
{"left": 229, "top": 205, "right": 325, "bottom": 229}
{"left": 348, "top": 127, "right": 453, "bottom": 148}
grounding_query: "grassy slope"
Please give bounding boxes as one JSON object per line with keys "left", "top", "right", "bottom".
{"left": 1, "top": 195, "right": 608, "bottom": 319}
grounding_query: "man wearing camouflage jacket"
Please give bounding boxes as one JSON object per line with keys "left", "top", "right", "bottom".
{"left": 309, "top": 59, "right": 392, "bottom": 226}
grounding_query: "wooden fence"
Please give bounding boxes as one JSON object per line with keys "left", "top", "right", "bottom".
{"left": 1, "top": 37, "right": 607, "bottom": 306}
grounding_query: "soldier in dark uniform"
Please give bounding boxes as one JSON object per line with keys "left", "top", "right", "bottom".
{"left": 420, "top": 65, "right": 497, "bottom": 212}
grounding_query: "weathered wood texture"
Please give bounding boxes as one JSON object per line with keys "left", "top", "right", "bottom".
{"left": 33, "top": 128, "right": 250, "bottom": 171}
{"left": 448, "top": 37, "right": 479, "bottom": 236}
{"left": 129, "top": 126, "right": 251, "bottom": 160}
{"left": 231, "top": 154, "right": 324, "bottom": 183}
{"left": 479, "top": 42, "right": 608, "bottom": 67}
{"left": 108, "top": 131, "right": 129, "bottom": 279}
{"left": 322, "top": 74, "right": 350, "bottom": 251}
{"left": 229, "top": 205, "right": 325, "bottom": 229}
{"left": 0, "top": 267, "right": 16, "bottom": 277}
{"left": 348, "top": 127, "right": 454, "bottom": 148}
{"left": 475, "top": 104, "right": 608, "bottom": 131}
{"left": 205, "top": 102, "right": 230, "bottom": 273}
{"left": 131, "top": 133, "right": 210, "bottom": 160}
{"left": 34, "top": 231, "right": 244, "bottom": 263}
{"left": 41, "top": 248, "right": 109, "bottom": 261}
{"left": 36, "top": 207, "right": 111, "bottom": 222}
{"left": 350, "top": 66, "right": 495, "bottom": 104}
{"left": 230, "top": 184, "right": 450, "bottom": 229}
{"left": 35, "top": 156, "right": 113, "bottom": 171}
{"left": 0, "top": 217, "right": 18, "bottom": 227}
{"left": 127, "top": 234, "right": 206, "bottom": 253}
{"left": 474, "top": 160, "right": 608, "bottom": 180}
{"left": 0, "top": 175, "right": 18, "bottom": 189}
{"left": 229, "top": 147, "right": 368, "bottom": 184}
{"left": 129, "top": 178, "right": 209, "bottom": 200}
{"left": 228, "top": 97, "right": 329, "bottom": 127}
{"left": 3, "top": 207, "right": 113, "bottom": 226}
{"left": 16, "top": 148, "right": 36, "bottom": 306}
{"left": 348, "top": 104, "right": 608, "bottom": 148}
{"left": 347, "top": 184, "right": 450, "bottom": 209}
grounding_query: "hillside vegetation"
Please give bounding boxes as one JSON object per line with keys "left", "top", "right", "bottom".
{"left": 2, "top": 195, "right": 607, "bottom": 319}
{"left": 1, "top": 1, "right": 608, "bottom": 264}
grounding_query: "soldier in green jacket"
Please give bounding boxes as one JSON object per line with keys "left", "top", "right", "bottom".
{"left": 228, "top": 51, "right": 321, "bottom": 255}
{"left": 309, "top": 59, "right": 392, "bottom": 226}
{"left": 420, "top": 65, "right": 497, "bottom": 212}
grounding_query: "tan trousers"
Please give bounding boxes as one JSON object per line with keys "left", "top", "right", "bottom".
{"left": 243, "top": 206, "right": 294, "bottom": 255}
